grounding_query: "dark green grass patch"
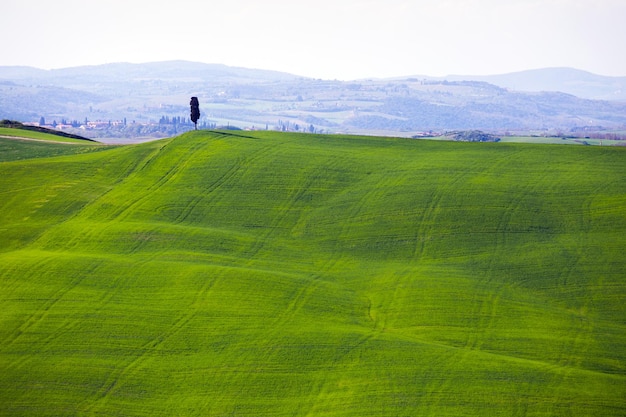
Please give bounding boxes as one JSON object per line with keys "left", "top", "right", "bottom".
{"left": 1, "top": 130, "right": 625, "bottom": 416}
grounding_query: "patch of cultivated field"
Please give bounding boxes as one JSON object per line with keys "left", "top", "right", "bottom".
{"left": 0, "top": 130, "right": 625, "bottom": 416}
{"left": 0, "top": 127, "right": 98, "bottom": 145}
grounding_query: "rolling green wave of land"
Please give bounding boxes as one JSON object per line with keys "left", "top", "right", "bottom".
{"left": 1, "top": 130, "right": 625, "bottom": 416}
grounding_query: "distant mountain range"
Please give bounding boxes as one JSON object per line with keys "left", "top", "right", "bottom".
{"left": 441, "top": 67, "right": 626, "bottom": 101}
{"left": 1, "top": 61, "right": 625, "bottom": 138}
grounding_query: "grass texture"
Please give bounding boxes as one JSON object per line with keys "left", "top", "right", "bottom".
{"left": 0, "top": 130, "right": 625, "bottom": 416}
{"left": 0, "top": 127, "right": 97, "bottom": 145}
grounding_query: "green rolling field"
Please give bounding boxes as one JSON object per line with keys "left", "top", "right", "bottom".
{"left": 0, "top": 130, "right": 625, "bottom": 416}
{"left": 0, "top": 126, "right": 97, "bottom": 145}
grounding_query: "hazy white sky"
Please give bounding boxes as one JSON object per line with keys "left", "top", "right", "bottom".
{"left": 2, "top": 0, "right": 625, "bottom": 79}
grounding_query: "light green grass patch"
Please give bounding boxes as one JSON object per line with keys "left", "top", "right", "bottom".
{"left": 0, "top": 127, "right": 98, "bottom": 144}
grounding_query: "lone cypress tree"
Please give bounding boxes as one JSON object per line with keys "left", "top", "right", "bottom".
{"left": 190, "top": 97, "right": 200, "bottom": 130}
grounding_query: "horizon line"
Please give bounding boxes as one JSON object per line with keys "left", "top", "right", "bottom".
{"left": 1, "top": 60, "right": 624, "bottom": 81}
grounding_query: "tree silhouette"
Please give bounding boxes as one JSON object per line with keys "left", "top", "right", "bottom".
{"left": 190, "top": 97, "right": 200, "bottom": 130}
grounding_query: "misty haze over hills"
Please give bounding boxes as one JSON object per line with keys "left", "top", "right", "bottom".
{"left": 1, "top": 61, "right": 625, "bottom": 138}
{"left": 443, "top": 67, "right": 626, "bottom": 101}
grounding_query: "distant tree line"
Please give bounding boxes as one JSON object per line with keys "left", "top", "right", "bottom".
{"left": 158, "top": 116, "right": 217, "bottom": 130}
{"left": 39, "top": 117, "right": 83, "bottom": 128}
{"left": 159, "top": 116, "right": 193, "bottom": 125}
{"left": 277, "top": 119, "right": 317, "bottom": 133}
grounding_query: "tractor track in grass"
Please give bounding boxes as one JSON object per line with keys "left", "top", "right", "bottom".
{"left": 104, "top": 138, "right": 211, "bottom": 223}
{"left": 82, "top": 266, "right": 224, "bottom": 414}
{"left": 171, "top": 156, "right": 243, "bottom": 224}
{"left": 463, "top": 147, "right": 607, "bottom": 355}
{"left": 301, "top": 331, "right": 377, "bottom": 415}
{"left": 347, "top": 175, "right": 416, "bottom": 331}
{"left": 330, "top": 167, "right": 407, "bottom": 259}
{"left": 19, "top": 143, "right": 173, "bottom": 253}
{"left": 169, "top": 132, "right": 248, "bottom": 224}
{"left": 0, "top": 256, "right": 57, "bottom": 351}
{"left": 45, "top": 138, "right": 182, "bottom": 230}
{"left": 1, "top": 252, "right": 180, "bottom": 374}
{"left": 173, "top": 134, "right": 286, "bottom": 225}
{"left": 23, "top": 254, "right": 174, "bottom": 358}
{"left": 33, "top": 137, "right": 215, "bottom": 254}
{"left": 410, "top": 169, "right": 466, "bottom": 261}
{"left": 351, "top": 146, "right": 523, "bottom": 353}
{"left": 242, "top": 143, "right": 344, "bottom": 261}
{"left": 268, "top": 255, "right": 340, "bottom": 332}
{"left": 377, "top": 151, "right": 489, "bottom": 335}
{"left": 0, "top": 255, "right": 105, "bottom": 353}
{"left": 548, "top": 178, "right": 612, "bottom": 397}
{"left": 463, "top": 149, "right": 542, "bottom": 351}
{"left": 379, "top": 320, "right": 624, "bottom": 382}
{"left": 410, "top": 148, "right": 512, "bottom": 262}
{"left": 261, "top": 182, "right": 364, "bottom": 344}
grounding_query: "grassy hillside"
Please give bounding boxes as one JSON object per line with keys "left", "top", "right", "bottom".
{"left": 0, "top": 130, "right": 625, "bottom": 416}
{"left": 0, "top": 137, "right": 106, "bottom": 163}
{"left": 0, "top": 125, "right": 96, "bottom": 144}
